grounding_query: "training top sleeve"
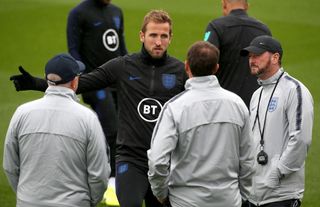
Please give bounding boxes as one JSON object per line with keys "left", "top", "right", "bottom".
{"left": 3, "top": 108, "right": 22, "bottom": 193}
{"left": 278, "top": 82, "right": 314, "bottom": 175}
{"left": 118, "top": 9, "right": 128, "bottom": 56}
{"left": 86, "top": 113, "right": 110, "bottom": 206}
{"left": 148, "top": 105, "right": 178, "bottom": 200}
{"left": 204, "top": 22, "right": 221, "bottom": 48}
{"left": 77, "top": 57, "right": 123, "bottom": 94}
{"left": 238, "top": 109, "right": 255, "bottom": 201}
{"left": 67, "top": 8, "right": 82, "bottom": 61}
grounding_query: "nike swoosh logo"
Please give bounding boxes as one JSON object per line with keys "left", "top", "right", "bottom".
{"left": 129, "top": 76, "right": 141, "bottom": 81}
{"left": 93, "top": 22, "right": 102, "bottom": 27}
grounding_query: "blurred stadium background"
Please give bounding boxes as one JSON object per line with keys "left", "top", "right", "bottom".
{"left": 0, "top": 0, "right": 319, "bottom": 206}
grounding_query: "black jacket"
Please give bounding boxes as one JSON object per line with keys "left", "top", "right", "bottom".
{"left": 67, "top": 0, "right": 127, "bottom": 72}
{"left": 204, "top": 9, "right": 271, "bottom": 107}
{"left": 78, "top": 47, "right": 188, "bottom": 167}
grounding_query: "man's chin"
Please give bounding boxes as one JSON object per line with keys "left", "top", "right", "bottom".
{"left": 250, "top": 68, "right": 259, "bottom": 75}
{"left": 151, "top": 53, "right": 164, "bottom": 59}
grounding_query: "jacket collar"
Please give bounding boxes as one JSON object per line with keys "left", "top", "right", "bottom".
{"left": 258, "top": 68, "right": 284, "bottom": 86}
{"left": 93, "top": 0, "right": 109, "bottom": 7}
{"left": 185, "top": 75, "right": 220, "bottom": 90}
{"left": 229, "top": 9, "right": 248, "bottom": 17}
{"left": 45, "top": 86, "right": 79, "bottom": 102}
{"left": 140, "top": 44, "right": 168, "bottom": 66}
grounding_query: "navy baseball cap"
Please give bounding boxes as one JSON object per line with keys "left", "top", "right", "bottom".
{"left": 240, "top": 35, "right": 283, "bottom": 58}
{"left": 45, "top": 53, "right": 85, "bottom": 85}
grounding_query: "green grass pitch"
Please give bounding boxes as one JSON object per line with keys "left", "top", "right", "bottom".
{"left": 0, "top": 0, "right": 319, "bottom": 206}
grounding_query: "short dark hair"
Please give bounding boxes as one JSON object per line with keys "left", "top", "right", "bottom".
{"left": 187, "top": 41, "right": 220, "bottom": 77}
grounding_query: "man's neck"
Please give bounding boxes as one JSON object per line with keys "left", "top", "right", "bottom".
{"left": 224, "top": 3, "right": 247, "bottom": 15}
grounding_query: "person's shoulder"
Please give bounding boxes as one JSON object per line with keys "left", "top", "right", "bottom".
{"left": 14, "top": 98, "right": 44, "bottom": 115}
{"left": 280, "top": 72, "right": 314, "bottom": 107}
{"left": 166, "top": 55, "right": 184, "bottom": 65}
{"left": 211, "top": 11, "right": 268, "bottom": 29}
{"left": 97, "top": 53, "right": 137, "bottom": 69}
{"left": 165, "top": 55, "right": 185, "bottom": 73}
{"left": 109, "top": 3, "right": 123, "bottom": 11}
{"left": 72, "top": 0, "right": 94, "bottom": 12}
{"left": 221, "top": 87, "right": 242, "bottom": 100}
{"left": 208, "top": 15, "right": 228, "bottom": 26}
{"left": 73, "top": 101, "right": 99, "bottom": 119}
{"left": 120, "top": 52, "right": 143, "bottom": 64}
{"left": 162, "top": 89, "right": 189, "bottom": 109}
{"left": 252, "top": 86, "right": 263, "bottom": 97}
{"left": 220, "top": 87, "right": 248, "bottom": 109}
{"left": 125, "top": 52, "right": 139, "bottom": 59}
{"left": 117, "top": 53, "right": 138, "bottom": 64}
{"left": 100, "top": 55, "right": 126, "bottom": 68}
{"left": 246, "top": 15, "right": 270, "bottom": 28}
{"left": 210, "top": 10, "right": 247, "bottom": 24}
{"left": 283, "top": 72, "right": 312, "bottom": 94}
{"left": 79, "top": 0, "right": 93, "bottom": 7}
{"left": 208, "top": 14, "right": 242, "bottom": 30}
{"left": 69, "top": 1, "right": 86, "bottom": 16}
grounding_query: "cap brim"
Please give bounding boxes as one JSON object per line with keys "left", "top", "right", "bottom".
{"left": 76, "top": 60, "right": 86, "bottom": 74}
{"left": 240, "top": 46, "right": 267, "bottom": 56}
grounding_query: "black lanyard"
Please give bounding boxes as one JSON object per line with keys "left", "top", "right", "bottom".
{"left": 252, "top": 72, "right": 284, "bottom": 150}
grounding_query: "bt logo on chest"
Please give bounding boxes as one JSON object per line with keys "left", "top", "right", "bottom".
{"left": 137, "top": 98, "right": 163, "bottom": 122}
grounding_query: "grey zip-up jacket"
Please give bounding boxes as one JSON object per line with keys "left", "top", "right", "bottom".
{"left": 3, "top": 86, "right": 110, "bottom": 207}
{"left": 249, "top": 69, "right": 314, "bottom": 205}
{"left": 148, "top": 76, "right": 255, "bottom": 207}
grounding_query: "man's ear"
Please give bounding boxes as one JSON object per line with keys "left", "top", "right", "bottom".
{"left": 222, "top": 0, "right": 228, "bottom": 16}
{"left": 271, "top": 53, "right": 280, "bottom": 65}
{"left": 139, "top": 31, "right": 144, "bottom": 43}
{"left": 70, "top": 76, "right": 79, "bottom": 91}
{"left": 244, "top": 1, "right": 249, "bottom": 11}
{"left": 168, "top": 33, "right": 173, "bottom": 44}
{"left": 185, "top": 60, "right": 193, "bottom": 78}
{"left": 214, "top": 64, "right": 220, "bottom": 74}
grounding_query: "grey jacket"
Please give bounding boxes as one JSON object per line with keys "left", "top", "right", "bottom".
{"left": 3, "top": 86, "right": 110, "bottom": 207}
{"left": 249, "top": 69, "right": 314, "bottom": 205}
{"left": 148, "top": 76, "right": 255, "bottom": 207}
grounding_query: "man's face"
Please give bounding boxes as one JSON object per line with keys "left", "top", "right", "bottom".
{"left": 140, "top": 22, "right": 171, "bottom": 59}
{"left": 249, "top": 52, "right": 273, "bottom": 79}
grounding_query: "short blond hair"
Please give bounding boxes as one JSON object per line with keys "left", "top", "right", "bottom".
{"left": 141, "top": 10, "right": 172, "bottom": 35}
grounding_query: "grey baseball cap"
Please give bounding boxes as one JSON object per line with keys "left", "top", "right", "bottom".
{"left": 240, "top": 35, "right": 283, "bottom": 57}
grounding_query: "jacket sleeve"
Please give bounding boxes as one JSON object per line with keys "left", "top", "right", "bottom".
{"left": 3, "top": 108, "right": 22, "bottom": 193}
{"left": 148, "top": 105, "right": 178, "bottom": 200}
{"left": 204, "top": 22, "right": 221, "bottom": 48}
{"left": 278, "top": 84, "right": 314, "bottom": 175}
{"left": 238, "top": 108, "right": 255, "bottom": 200}
{"left": 67, "top": 8, "right": 82, "bottom": 61}
{"left": 77, "top": 57, "right": 122, "bottom": 93}
{"left": 86, "top": 113, "right": 111, "bottom": 206}
{"left": 119, "top": 9, "right": 128, "bottom": 56}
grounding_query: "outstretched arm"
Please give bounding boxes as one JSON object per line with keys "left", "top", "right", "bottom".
{"left": 10, "top": 57, "right": 121, "bottom": 94}
{"left": 10, "top": 66, "right": 48, "bottom": 92}
{"left": 9, "top": 65, "right": 106, "bottom": 94}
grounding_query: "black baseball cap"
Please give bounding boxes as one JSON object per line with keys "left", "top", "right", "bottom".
{"left": 45, "top": 53, "right": 85, "bottom": 85}
{"left": 240, "top": 35, "right": 283, "bottom": 57}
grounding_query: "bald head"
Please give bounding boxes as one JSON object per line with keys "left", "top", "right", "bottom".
{"left": 222, "top": 0, "right": 248, "bottom": 16}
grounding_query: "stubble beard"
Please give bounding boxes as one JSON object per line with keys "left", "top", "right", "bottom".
{"left": 251, "top": 57, "right": 272, "bottom": 78}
